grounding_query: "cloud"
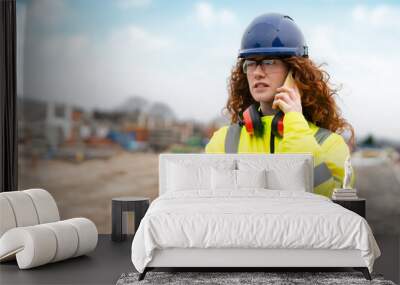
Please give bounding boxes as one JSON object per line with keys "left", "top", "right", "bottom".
{"left": 109, "top": 25, "right": 172, "bottom": 51}
{"left": 115, "top": 0, "right": 152, "bottom": 9}
{"left": 305, "top": 9, "right": 400, "bottom": 140}
{"left": 307, "top": 25, "right": 338, "bottom": 62}
{"left": 40, "top": 34, "right": 91, "bottom": 58}
{"left": 20, "top": 1, "right": 400, "bottom": 139}
{"left": 195, "top": 2, "right": 235, "bottom": 28}
{"left": 23, "top": 23, "right": 178, "bottom": 113}
{"left": 352, "top": 4, "right": 400, "bottom": 29}
{"left": 28, "top": 0, "right": 71, "bottom": 28}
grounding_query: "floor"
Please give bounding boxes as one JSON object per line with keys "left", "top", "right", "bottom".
{"left": 1, "top": 234, "right": 399, "bottom": 285}
{"left": 374, "top": 234, "right": 400, "bottom": 284}
{"left": 0, "top": 235, "right": 134, "bottom": 285}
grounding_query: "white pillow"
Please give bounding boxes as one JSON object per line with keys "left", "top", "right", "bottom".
{"left": 237, "top": 159, "right": 308, "bottom": 191}
{"left": 167, "top": 162, "right": 210, "bottom": 191}
{"left": 167, "top": 160, "right": 236, "bottom": 192}
{"left": 266, "top": 165, "right": 307, "bottom": 191}
{"left": 211, "top": 168, "right": 236, "bottom": 190}
{"left": 211, "top": 168, "right": 268, "bottom": 190}
{"left": 236, "top": 169, "right": 267, "bottom": 189}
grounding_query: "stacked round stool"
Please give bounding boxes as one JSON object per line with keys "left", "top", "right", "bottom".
{"left": 111, "top": 197, "right": 150, "bottom": 242}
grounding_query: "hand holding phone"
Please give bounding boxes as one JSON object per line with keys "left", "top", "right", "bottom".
{"left": 272, "top": 70, "right": 302, "bottom": 114}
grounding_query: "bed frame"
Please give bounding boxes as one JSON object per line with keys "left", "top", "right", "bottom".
{"left": 140, "top": 248, "right": 371, "bottom": 280}
{"left": 138, "top": 154, "right": 372, "bottom": 281}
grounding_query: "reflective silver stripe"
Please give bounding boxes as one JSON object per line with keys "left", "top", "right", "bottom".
{"left": 314, "top": 162, "right": 333, "bottom": 187}
{"left": 314, "top": 127, "right": 331, "bottom": 145}
{"left": 224, "top": 124, "right": 242, "bottom": 153}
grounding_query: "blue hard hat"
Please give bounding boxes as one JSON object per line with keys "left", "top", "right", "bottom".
{"left": 238, "top": 13, "right": 308, "bottom": 58}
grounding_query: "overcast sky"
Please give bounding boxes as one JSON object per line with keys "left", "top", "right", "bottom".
{"left": 16, "top": 0, "right": 400, "bottom": 141}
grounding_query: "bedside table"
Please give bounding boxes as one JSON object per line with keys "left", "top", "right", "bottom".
{"left": 111, "top": 197, "right": 150, "bottom": 242}
{"left": 332, "top": 198, "right": 366, "bottom": 218}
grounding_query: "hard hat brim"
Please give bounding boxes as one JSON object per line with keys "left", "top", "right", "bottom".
{"left": 238, "top": 47, "right": 308, "bottom": 59}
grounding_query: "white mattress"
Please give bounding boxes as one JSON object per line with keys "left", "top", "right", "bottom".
{"left": 131, "top": 189, "right": 381, "bottom": 273}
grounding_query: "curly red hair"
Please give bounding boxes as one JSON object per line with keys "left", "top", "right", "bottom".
{"left": 223, "top": 56, "right": 355, "bottom": 150}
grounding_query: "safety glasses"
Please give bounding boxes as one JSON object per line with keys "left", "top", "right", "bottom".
{"left": 242, "top": 59, "right": 283, "bottom": 74}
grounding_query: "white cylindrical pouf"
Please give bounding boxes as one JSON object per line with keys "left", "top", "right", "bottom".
{"left": 42, "top": 221, "right": 79, "bottom": 263}
{"left": 64, "top": 218, "right": 98, "bottom": 257}
{"left": 0, "top": 226, "right": 57, "bottom": 269}
{"left": 1, "top": 192, "right": 39, "bottom": 227}
{"left": 24, "top": 189, "right": 60, "bottom": 223}
{"left": 0, "top": 195, "right": 17, "bottom": 237}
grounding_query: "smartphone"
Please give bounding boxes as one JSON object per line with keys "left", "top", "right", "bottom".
{"left": 273, "top": 70, "right": 301, "bottom": 110}
{"left": 283, "top": 70, "right": 296, "bottom": 90}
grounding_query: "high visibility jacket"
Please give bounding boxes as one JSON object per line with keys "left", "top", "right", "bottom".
{"left": 205, "top": 111, "right": 355, "bottom": 198}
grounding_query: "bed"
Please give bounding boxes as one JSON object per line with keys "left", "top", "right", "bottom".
{"left": 131, "top": 153, "right": 381, "bottom": 281}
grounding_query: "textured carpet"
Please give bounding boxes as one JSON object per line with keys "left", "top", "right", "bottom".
{"left": 116, "top": 271, "right": 397, "bottom": 285}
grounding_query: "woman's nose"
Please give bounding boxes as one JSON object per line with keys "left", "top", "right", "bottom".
{"left": 253, "top": 64, "right": 265, "bottom": 78}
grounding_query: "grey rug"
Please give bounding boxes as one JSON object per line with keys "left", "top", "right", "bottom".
{"left": 116, "top": 271, "right": 397, "bottom": 285}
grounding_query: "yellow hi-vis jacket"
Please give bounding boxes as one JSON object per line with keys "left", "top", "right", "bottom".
{"left": 205, "top": 111, "right": 355, "bottom": 198}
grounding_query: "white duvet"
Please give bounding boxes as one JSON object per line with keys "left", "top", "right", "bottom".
{"left": 131, "top": 189, "right": 381, "bottom": 273}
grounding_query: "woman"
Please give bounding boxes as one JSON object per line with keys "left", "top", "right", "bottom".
{"left": 205, "top": 13, "right": 355, "bottom": 198}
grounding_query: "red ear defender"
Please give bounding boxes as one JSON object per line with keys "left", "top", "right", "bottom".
{"left": 240, "top": 104, "right": 284, "bottom": 138}
{"left": 242, "top": 104, "right": 263, "bottom": 136}
{"left": 242, "top": 109, "right": 254, "bottom": 134}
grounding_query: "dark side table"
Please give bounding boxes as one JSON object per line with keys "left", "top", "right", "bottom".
{"left": 332, "top": 198, "right": 366, "bottom": 218}
{"left": 112, "top": 197, "right": 150, "bottom": 242}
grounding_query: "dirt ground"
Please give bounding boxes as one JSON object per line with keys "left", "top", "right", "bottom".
{"left": 18, "top": 150, "right": 160, "bottom": 234}
{"left": 18, "top": 151, "right": 400, "bottom": 235}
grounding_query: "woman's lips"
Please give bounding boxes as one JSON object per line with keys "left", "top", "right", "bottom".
{"left": 254, "top": 84, "right": 269, "bottom": 91}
